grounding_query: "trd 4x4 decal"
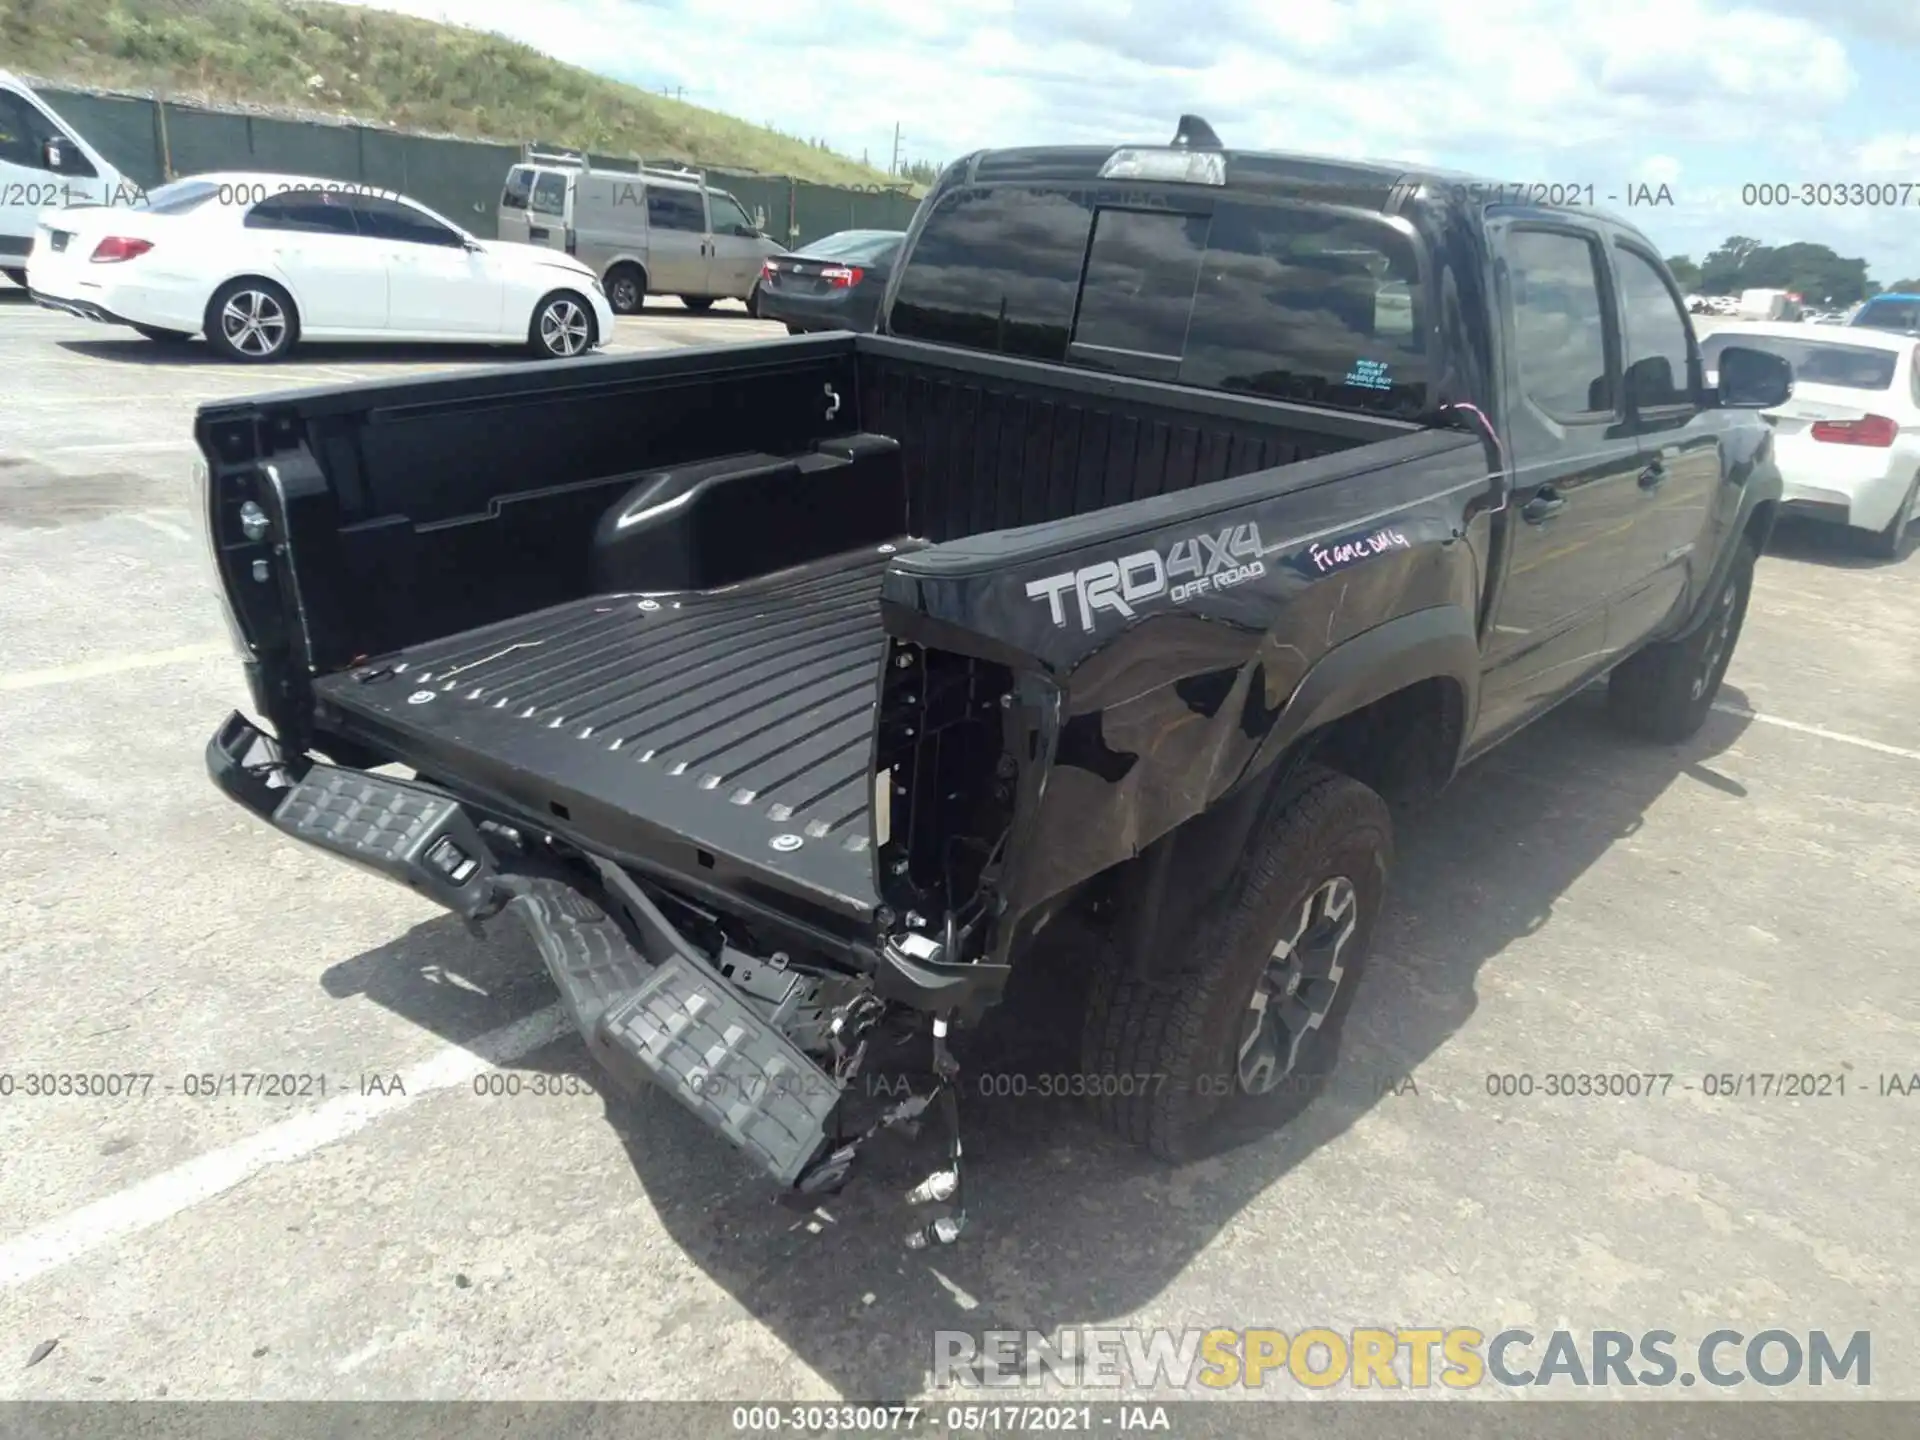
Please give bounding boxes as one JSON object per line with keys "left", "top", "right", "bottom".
{"left": 1024, "top": 523, "right": 1267, "bottom": 632}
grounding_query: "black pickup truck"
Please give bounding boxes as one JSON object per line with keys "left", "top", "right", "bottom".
{"left": 199, "top": 118, "right": 1790, "bottom": 1243}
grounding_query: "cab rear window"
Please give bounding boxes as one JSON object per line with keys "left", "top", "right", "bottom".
{"left": 888, "top": 184, "right": 1430, "bottom": 415}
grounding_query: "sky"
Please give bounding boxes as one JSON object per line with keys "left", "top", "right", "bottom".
{"left": 345, "top": 0, "right": 1920, "bottom": 286}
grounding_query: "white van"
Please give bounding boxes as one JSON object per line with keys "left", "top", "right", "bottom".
{"left": 0, "top": 72, "right": 136, "bottom": 288}
{"left": 498, "top": 150, "right": 783, "bottom": 314}
{"left": 1736, "top": 287, "right": 1802, "bottom": 322}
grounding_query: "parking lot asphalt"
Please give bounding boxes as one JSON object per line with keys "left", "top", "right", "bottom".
{"left": 1, "top": 284, "right": 1916, "bottom": 1406}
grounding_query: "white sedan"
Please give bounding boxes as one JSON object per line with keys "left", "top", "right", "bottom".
{"left": 24, "top": 172, "right": 616, "bottom": 362}
{"left": 1701, "top": 321, "right": 1920, "bottom": 557}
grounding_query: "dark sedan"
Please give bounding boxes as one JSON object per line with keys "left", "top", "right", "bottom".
{"left": 756, "top": 228, "right": 904, "bottom": 334}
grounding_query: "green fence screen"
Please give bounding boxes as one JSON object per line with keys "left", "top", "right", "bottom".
{"left": 35, "top": 85, "right": 922, "bottom": 248}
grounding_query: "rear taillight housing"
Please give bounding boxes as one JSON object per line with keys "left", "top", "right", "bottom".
{"left": 1810, "top": 414, "right": 1898, "bottom": 447}
{"left": 90, "top": 236, "right": 153, "bottom": 263}
{"left": 761, "top": 259, "right": 779, "bottom": 282}
{"left": 821, "top": 265, "right": 863, "bottom": 289}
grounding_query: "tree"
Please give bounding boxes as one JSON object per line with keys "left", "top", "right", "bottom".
{"left": 1887, "top": 278, "right": 1920, "bottom": 294}
{"left": 1665, "top": 254, "right": 1701, "bottom": 291}
{"left": 1692, "top": 235, "right": 1874, "bottom": 306}
{"left": 1698, "top": 235, "right": 1764, "bottom": 295}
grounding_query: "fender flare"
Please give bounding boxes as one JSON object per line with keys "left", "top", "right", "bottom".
{"left": 1256, "top": 604, "right": 1481, "bottom": 781}
{"left": 1671, "top": 475, "right": 1782, "bottom": 641}
{"left": 1112, "top": 605, "right": 1481, "bottom": 976}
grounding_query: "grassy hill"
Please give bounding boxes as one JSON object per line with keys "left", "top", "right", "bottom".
{"left": 0, "top": 0, "right": 902, "bottom": 186}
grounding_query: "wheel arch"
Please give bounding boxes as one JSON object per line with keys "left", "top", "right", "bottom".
{"left": 1078, "top": 607, "right": 1477, "bottom": 982}
{"left": 202, "top": 273, "right": 303, "bottom": 354}
{"left": 600, "top": 256, "right": 649, "bottom": 287}
{"left": 528, "top": 285, "right": 601, "bottom": 355}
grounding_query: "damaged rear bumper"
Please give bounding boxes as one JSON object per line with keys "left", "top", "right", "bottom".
{"left": 206, "top": 710, "right": 844, "bottom": 1187}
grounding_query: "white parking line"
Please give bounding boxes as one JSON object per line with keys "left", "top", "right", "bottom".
{"left": 0, "top": 642, "right": 228, "bottom": 693}
{"left": 1712, "top": 702, "right": 1920, "bottom": 762}
{"left": 40, "top": 439, "right": 197, "bottom": 455}
{"left": 0, "top": 1004, "right": 571, "bottom": 1291}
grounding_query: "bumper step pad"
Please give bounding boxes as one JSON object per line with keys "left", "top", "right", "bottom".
{"left": 506, "top": 875, "right": 840, "bottom": 1187}
{"left": 270, "top": 765, "right": 499, "bottom": 918}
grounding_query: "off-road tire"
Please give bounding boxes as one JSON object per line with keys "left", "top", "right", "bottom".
{"left": 1606, "top": 538, "right": 1755, "bottom": 742}
{"left": 604, "top": 264, "right": 646, "bottom": 315}
{"left": 1080, "top": 765, "right": 1393, "bottom": 1163}
{"left": 1863, "top": 475, "right": 1917, "bottom": 560}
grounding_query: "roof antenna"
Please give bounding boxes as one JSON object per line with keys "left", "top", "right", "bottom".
{"left": 1171, "top": 114, "right": 1223, "bottom": 150}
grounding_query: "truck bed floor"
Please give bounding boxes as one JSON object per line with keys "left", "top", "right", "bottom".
{"left": 311, "top": 544, "right": 906, "bottom": 916}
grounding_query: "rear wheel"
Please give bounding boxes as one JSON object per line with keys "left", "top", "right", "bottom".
{"left": 204, "top": 279, "right": 297, "bottom": 362}
{"left": 1, "top": 266, "right": 26, "bottom": 289}
{"left": 680, "top": 295, "right": 714, "bottom": 312}
{"left": 603, "top": 264, "right": 645, "bottom": 315}
{"left": 1863, "top": 475, "right": 1917, "bottom": 559}
{"left": 1081, "top": 766, "right": 1393, "bottom": 1162}
{"left": 132, "top": 324, "right": 192, "bottom": 344}
{"left": 1606, "top": 538, "right": 1755, "bottom": 742}
{"left": 527, "top": 290, "right": 596, "bottom": 359}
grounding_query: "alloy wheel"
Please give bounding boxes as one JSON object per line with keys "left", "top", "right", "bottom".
{"left": 220, "top": 289, "right": 288, "bottom": 358}
{"left": 1236, "top": 875, "right": 1359, "bottom": 1095}
{"left": 539, "top": 299, "right": 591, "bottom": 356}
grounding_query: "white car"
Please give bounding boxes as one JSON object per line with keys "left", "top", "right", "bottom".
{"left": 24, "top": 172, "right": 616, "bottom": 362}
{"left": 1701, "top": 322, "right": 1920, "bottom": 557}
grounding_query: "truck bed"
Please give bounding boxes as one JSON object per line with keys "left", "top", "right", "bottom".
{"left": 311, "top": 544, "right": 905, "bottom": 920}
{"left": 206, "top": 334, "right": 1414, "bottom": 946}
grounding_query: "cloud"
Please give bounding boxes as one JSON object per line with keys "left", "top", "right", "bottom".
{"left": 337, "top": 0, "right": 1920, "bottom": 276}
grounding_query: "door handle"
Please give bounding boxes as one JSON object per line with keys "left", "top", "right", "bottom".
{"left": 1638, "top": 461, "right": 1667, "bottom": 490}
{"left": 1521, "top": 488, "right": 1565, "bottom": 523}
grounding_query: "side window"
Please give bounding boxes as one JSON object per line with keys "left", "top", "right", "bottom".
{"left": 501, "top": 167, "right": 533, "bottom": 211}
{"left": 646, "top": 186, "right": 706, "bottom": 233}
{"left": 0, "top": 92, "right": 56, "bottom": 171}
{"left": 353, "top": 194, "right": 464, "bottom": 247}
{"left": 1181, "top": 203, "right": 1429, "bottom": 412}
{"left": 1505, "top": 229, "right": 1614, "bottom": 417}
{"left": 1615, "top": 246, "right": 1694, "bottom": 409}
{"left": 243, "top": 190, "right": 358, "bottom": 236}
{"left": 708, "top": 193, "right": 753, "bottom": 234}
{"left": 530, "top": 172, "right": 568, "bottom": 217}
{"left": 1069, "top": 208, "right": 1209, "bottom": 365}
{"left": 887, "top": 186, "right": 1094, "bottom": 360}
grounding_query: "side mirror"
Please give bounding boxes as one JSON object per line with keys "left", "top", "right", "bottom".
{"left": 1715, "top": 346, "right": 1793, "bottom": 409}
{"left": 731, "top": 224, "right": 758, "bottom": 239}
